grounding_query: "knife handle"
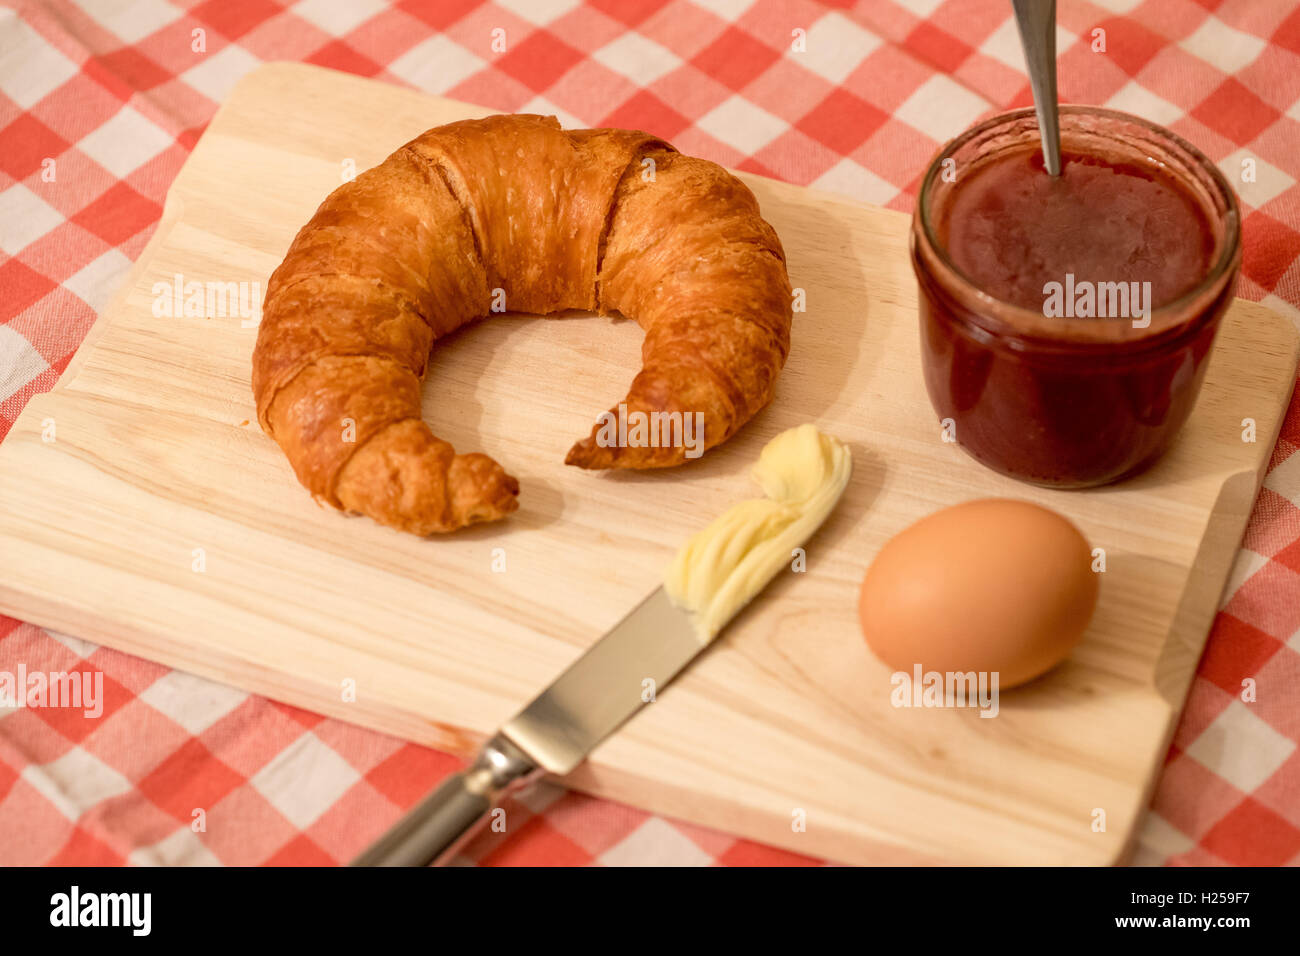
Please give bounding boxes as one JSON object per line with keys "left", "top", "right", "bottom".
{"left": 351, "top": 733, "right": 541, "bottom": 867}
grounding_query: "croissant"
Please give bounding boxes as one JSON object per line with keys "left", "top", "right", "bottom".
{"left": 252, "top": 114, "right": 792, "bottom": 535}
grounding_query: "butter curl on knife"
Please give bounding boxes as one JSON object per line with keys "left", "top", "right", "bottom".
{"left": 664, "top": 424, "right": 852, "bottom": 640}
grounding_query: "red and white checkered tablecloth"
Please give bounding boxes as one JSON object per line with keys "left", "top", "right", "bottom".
{"left": 1, "top": 0, "right": 1298, "bottom": 867}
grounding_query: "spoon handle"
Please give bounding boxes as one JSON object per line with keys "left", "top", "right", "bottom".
{"left": 1012, "top": 0, "right": 1061, "bottom": 176}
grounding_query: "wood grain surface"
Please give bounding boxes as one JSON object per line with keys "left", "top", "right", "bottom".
{"left": 0, "top": 63, "right": 1296, "bottom": 865}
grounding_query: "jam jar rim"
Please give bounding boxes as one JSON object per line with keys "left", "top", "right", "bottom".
{"left": 914, "top": 105, "right": 1242, "bottom": 347}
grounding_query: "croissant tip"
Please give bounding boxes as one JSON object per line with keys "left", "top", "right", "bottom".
{"left": 565, "top": 440, "right": 607, "bottom": 469}
{"left": 475, "top": 466, "right": 521, "bottom": 518}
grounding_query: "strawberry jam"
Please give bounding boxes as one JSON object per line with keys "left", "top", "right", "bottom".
{"left": 911, "top": 108, "right": 1241, "bottom": 487}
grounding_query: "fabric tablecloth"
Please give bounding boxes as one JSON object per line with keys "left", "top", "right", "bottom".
{"left": 2, "top": 0, "right": 1299, "bottom": 866}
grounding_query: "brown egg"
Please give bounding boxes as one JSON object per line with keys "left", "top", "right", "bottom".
{"left": 858, "top": 498, "right": 1099, "bottom": 689}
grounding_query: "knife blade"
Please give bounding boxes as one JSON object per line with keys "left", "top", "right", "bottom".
{"left": 353, "top": 475, "right": 846, "bottom": 866}
{"left": 502, "top": 587, "right": 706, "bottom": 776}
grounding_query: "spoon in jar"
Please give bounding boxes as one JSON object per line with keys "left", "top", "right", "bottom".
{"left": 1012, "top": 0, "right": 1061, "bottom": 175}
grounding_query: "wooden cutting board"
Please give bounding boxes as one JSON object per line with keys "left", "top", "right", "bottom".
{"left": 1, "top": 62, "right": 1296, "bottom": 866}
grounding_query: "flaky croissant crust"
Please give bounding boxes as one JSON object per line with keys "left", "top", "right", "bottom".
{"left": 252, "top": 114, "right": 792, "bottom": 535}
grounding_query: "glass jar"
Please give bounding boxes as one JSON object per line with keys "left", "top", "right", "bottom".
{"left": 911, "top": 107, "right": 1242, "bottom": 487}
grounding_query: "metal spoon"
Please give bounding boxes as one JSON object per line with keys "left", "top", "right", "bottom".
{"left": 1012, "top": 0, "right": 1061, "bottom": 176}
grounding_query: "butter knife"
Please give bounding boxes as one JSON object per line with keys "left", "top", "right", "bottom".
{"left": 353, "top": 503, "right": 844, "bottom": 866}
